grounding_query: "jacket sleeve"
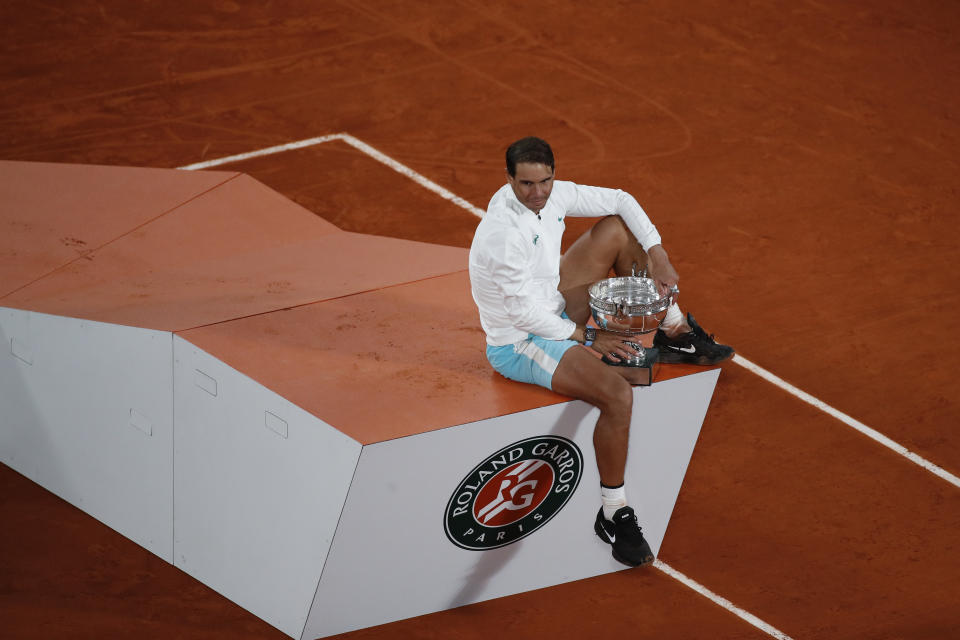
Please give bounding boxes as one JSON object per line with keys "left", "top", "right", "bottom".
{"left": 562, "top": 182, "right": 662, "bottom": 251}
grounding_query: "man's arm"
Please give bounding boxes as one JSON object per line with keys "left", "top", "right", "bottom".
{"left": 564, "top": 182, "right": 680, "bottom": 294}
{"left": 562, "top": 183, "right": 662, "bottom": 252}
{"left": 645, "top": 243, "right": 680, "bottom": 294}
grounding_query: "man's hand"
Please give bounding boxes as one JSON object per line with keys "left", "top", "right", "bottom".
{"left": 590, "top": 329, "right": 640, "bottom": 362}
{"left": 571, "top": 324, "right": 639, "bottom": 362}
{"left": 645, "top": 244, "right": 679, "bottom": 295}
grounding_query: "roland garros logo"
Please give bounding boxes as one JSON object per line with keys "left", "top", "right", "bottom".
{"left": 444, "top": 436, "right": 583, "bottom": 551}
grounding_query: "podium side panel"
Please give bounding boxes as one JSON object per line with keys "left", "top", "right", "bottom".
{"left": 173, "top": 336, "right": 361, "bottom": 639}
{"left": 303, "top": 370, "right": 719, "bottom": 639}
{"left": 0, "top": 307, "right": 174, "bottom": 560}
{"left": 624, "top": 368, "right": 721, "bottom": 554}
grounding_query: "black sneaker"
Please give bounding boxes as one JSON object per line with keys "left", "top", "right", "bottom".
{"left": 594, "top": 506, "right": 655, "bottom": 567}
{"left": 653, "top": 313, "right": 734, "bottom": 365}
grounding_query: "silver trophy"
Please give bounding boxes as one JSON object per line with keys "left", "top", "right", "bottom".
{"left": 588, "top": 266, "right": 679, "bottom": 385}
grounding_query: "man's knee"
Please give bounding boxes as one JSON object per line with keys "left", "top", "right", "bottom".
{"left": 594, "top": 374, "right": 633, "bottom": 415}
{"left": 553, "top": 351, "right": 632, "bottom": 410}
{"left": 588, "top": 217, "right": 645, "bottom": 274}
{"left": 591, "top": 215, "right": 632, "bottom": 247}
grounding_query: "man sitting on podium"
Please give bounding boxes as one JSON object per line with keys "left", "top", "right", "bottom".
{"left": 468, "top": 136, "right": 733, "bottom": 567}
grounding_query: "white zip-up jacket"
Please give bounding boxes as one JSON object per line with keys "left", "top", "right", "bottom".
{"left": 469, "top": 180, "right": 661, "bottom": 347}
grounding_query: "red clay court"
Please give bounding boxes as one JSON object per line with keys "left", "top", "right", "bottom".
{"left": 1, "top": 1, "right": 959, "bottom": 639}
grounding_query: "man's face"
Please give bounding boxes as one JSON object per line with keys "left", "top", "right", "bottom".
{"left": 507, "top": 162, "right": 554, "bottom": 213}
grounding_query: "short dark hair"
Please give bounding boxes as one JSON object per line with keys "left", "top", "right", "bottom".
{"left": 505, "top": 137, "right": 554, "bottom": 177}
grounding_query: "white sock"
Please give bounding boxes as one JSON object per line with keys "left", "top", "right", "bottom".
{"left": 600, "top": 484, "right": 627, "bottom": 520}
{"left": 660, "top": 303, "right": 686, "bottom": 336}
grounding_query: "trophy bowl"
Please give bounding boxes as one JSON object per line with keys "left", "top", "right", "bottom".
{"left": 587, "top": 275, "right": 679, "bottom": 384}
{"left": 588, "top": 276, "right": 678, "bottom": 335}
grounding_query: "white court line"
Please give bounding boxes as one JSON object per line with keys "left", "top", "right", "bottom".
{"left": 177, "top": 132, "right": 486, "bottom": 217}
{"left": 176, "top": 133, "right": 956, "bottom": 638}
{"left": 733, "top": 355, "right": 960, "bottom": 489}
{"left": 176, "top": 134, "right": 344, "bottom": 170}
{"left": 336, "top": 134, "right": 487, "bottom": 217}
{"left": 655, "top": 560, "right": 794, "bottom": 640}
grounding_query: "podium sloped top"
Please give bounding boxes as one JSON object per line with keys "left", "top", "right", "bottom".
{"left": 2, "top": 160, "right": 708, "bottom": 445}
{"left": 0, "top": 160, "right": 238, "bottom": 296}
{"left": 177, "top": 271, "right": 568, "bottom": 444}
{"left": 2, "top": 172, "right": 467, "bottom": 331}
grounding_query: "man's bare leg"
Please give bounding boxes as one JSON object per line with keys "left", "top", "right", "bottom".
{"left": 551, "top": 344, "right": 654, "bottom": 567}
{"left": 555, "top": 215, "right": 648, "bottom": 483}
{"left": 550, "top": 346, "right": 632, "bottom": 486}
{"left": 559, "top": 216, "right": 701, "bottom": 343}
{"left": 559, "top": 215, "right": 656, "bottom": 324}
{"left": 553, "top": 216, "right": 659, "bottom": 567}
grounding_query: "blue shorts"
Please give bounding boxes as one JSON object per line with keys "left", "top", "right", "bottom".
{"left": 486, "top": 333, "right": 579, "bottom": 391}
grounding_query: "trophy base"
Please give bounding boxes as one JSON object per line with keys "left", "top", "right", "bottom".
{"left": 601, "top": 346, "right": 660, "bottom": 386}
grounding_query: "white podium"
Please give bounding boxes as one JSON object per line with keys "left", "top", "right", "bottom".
{"left": 0, "top": 161, "right": 719, "bottom": 639}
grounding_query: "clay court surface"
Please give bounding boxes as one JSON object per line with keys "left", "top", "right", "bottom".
{"left": 2, "top": 1, "right": 959, "bottom": 638}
